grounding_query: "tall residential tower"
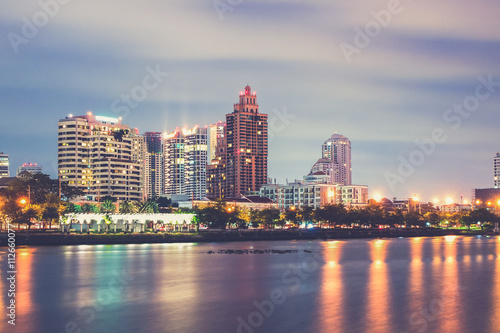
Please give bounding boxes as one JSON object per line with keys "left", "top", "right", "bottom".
{"left": 310, "top": 134, "right": 352, "bottom": 185}
{"left": 144, "top": 132, "right": 163, "bottom": 199}
{"left": 57, "top": 113, "right": 143, "bottom": 201}
{"left": 163, "top": 126, "right": 208, "bottom": 199}
{"left": 208, "top": 85, "right": 268, "bottom": 198}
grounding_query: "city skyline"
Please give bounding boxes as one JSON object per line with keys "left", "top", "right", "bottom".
{"left": 1, "top": 1, "right": 500, "bottom": 202}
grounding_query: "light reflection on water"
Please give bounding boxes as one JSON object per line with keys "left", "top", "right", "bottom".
{"left": 1, "top": 236, "right": 499, "bottom": 333}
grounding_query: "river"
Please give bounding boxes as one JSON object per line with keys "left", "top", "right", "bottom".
{"left": 1, "top": 235, "right": 499, "bottom": 333}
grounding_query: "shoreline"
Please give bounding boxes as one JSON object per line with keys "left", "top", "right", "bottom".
{"left": 0, "top": 228, "right": 488, "bottom": 247}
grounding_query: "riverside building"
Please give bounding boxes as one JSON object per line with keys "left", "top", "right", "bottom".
{"left": 57, "top": 113, "right": 143, "bottom": 201}
{"left": 207, "top": 85, "right": 268, "bottom": 199}
{"left": 163, "top": 126, "right": 208, "bottom": 199}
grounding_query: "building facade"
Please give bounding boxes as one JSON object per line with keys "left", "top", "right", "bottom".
{"left": 210, "top": 85, "right": 268, "bottom": 199}
{"left": 209, "top": 121, "right": 225, "bottom": 162}
{"left": 144, "top": 132, "right": 163, "bottom": 199}
{"left": 57, "top": 113, "right": 143, "bottom": 201}
{"left": 207, "top": 127, "right": 227, "bottom": 198}
{"left": 310, "top": 134, "right": 352, "bottom": 185}
{"left": 495, "top": 152, "right": 500, "bottom": 188}
{"left": 260, "top": 182, "right": 368, "bottom": 210}
{"left": 16, "top": 163, "right": 43, "bottom": 176}
{"left": 0, "top": 153, "right": 9, "bottom": 178}
{"left": 163, "top": 126, "right": 207, "bottom": 199}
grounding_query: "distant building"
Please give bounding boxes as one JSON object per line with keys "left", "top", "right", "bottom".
{"left": 495, "top": 152, "right": 500, "bottom": 188}
{"left": 441, "top": 203, "right": 472, "bottom": 213}
{"left": 57, "top": 113, "right": 143, "bottom": 201}
{"left": 16, "top": 163, "right": 42, "bottom": 176}
{"left": 185, "top": 196, "right": 277, "bottom": 210}
{"left": 209, "top": 121, "right": 225, "bottom": 162}
{"left": 260, "top": 181, "right": 368, "bottom": 210}
{"left": 310, "top": 134, "right": 351, "bottom": 185}
{"left": 144, "top": 132, "right": 163, "bottom": 199}
{"left": 163, "top": 126, "right": 208, "bottom": 199}
{"left": 0, "top": 153, "right": 9, "bottom": 178}
{"left": 473, "top": 188, "right": 500, "bottom": 211}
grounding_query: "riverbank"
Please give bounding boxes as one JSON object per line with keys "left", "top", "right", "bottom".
{"left": 0, "top": 228, "right": 487, "bottom": 246}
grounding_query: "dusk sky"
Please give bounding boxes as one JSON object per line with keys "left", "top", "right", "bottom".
{"left": 1, "top": 0, "right": 499, "bottom": 202}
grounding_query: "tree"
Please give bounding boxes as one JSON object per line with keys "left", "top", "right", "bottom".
{"left": 42, "top": 193, "right": 66, "bottom": 229}
{"left": 82, "top": 203, "right": 100, "bottom": 214}
{"left": 260, "top": 208, "right": 280, "bottom": 228}
{"left": 316, "top": 204, "right": 345, "bottom": 227}
{"left": 135, "top": 200, "right": 159, "bottom": 213}
{"left": 119, "top": 201, "right": 137, "bottom": 214}
{"left": 100, "top": 200, "right": 116, "bottom": 214}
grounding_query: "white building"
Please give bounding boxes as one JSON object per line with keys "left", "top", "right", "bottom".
{"left": 0, "top": 153, "right": 9, "bottom": 178}
{"left": 58, "top": 113, "right": 143, "bottom": 201}
{"left": 17, "top": 163, "right": 43, "bottom": 176}
{"left": 260, "top": 181, "right": 368, "bottom": 210}
{"left": 310, "top": 134, "right": 351, "bottom": 185}
{"left": 164, "top": 126, "right": 208, "bottom": 199}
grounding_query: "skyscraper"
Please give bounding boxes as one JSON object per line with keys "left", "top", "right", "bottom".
{"left": 163, "top": 126, "right": 208, "bottom": 199}
{"left": 144, "top": 132, "right": 163, "bottom": 199}
{"left": 209, "top": 121, "right": 225, "bottom": 162}
{"left": 310, "top": 134, "right": 352, "bottom": 185}
{"left": 58, "top": 113, "right": 143, "bottom": 201}
{"left": 223, "top": 85, "right": 268, "bottom": 198}
{"left": 207, "top": 125, "right": 227, "bottom": 198}
{"left": 0, "top": 153, "right": 9, "bottom": 178}
{"left": 495, "top": 152, "right": 500, "bottom": 188}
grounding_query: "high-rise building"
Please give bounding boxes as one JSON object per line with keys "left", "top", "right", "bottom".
{"left": 310, "top": 134, "right": 351, "bottom": 185}
{"left": 17, "top": 163, "right": 43, "bottom": 176}
{"left": 163, "top": 126, "right": 208, "bottom": 199}
{"left": 58, "top": 113, "right": 143, "bottom": 201}
{"left": 0, "top": 153, "right": 9, "bottom": 178}
{"left": 131, "top": 135, "right": 147, "bottom": 199}
{"left": 495, "top": 152, "right": 500, "bottom": 188}
{"left": 144, "top": 132, "right": 163, "bottom": 199}
{"left": 225, "top": 85, "right": 268, "bottom": 198}
{"left": 209, "top": 121, "right": 225, "bottom": 162}
{"left": 207, "top": 126, "right": 227, "bottom": 198}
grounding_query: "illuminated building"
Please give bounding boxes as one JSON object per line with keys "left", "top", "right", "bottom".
{"left": 495, "top": 152, "right": 500, "bottom": 188}
{"left": 310, "top": 134, "right": 352, "bottom": 185}
{"left": 260, "top": 182, "right": 367, "bottom": 210}
{"left": 0, "top": 153, "right": 9, "bottom": 178}
{"left": 163, "top": 126, "right": 207, "bottom": 199}
{"left": 209, "top": 121, "right": 225, "bottom": 161}
{"left": 144, "top": 132, "right": 163, "bottom": 199}
{"left": 208, "top": 85, "right": 268, "bottom": 199}
{"left": 57, "top": 113, "right": 143, "bottom": 201}
{"left": 207, "top": 125, "right": 227, "bottom": 198}
{"left": 16, "top": 163, "right": 43, "bottom": 176}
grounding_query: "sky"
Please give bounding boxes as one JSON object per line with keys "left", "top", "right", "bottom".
{"left": 1, "top": 0, "right": 499, "bottom": 203}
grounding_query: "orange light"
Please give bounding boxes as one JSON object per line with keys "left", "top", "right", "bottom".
{"left": 19, "top": 198, "right": 27, "bottom": 205}
{"left": 290, "top": 206, "right": 296, "bottom": 211}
